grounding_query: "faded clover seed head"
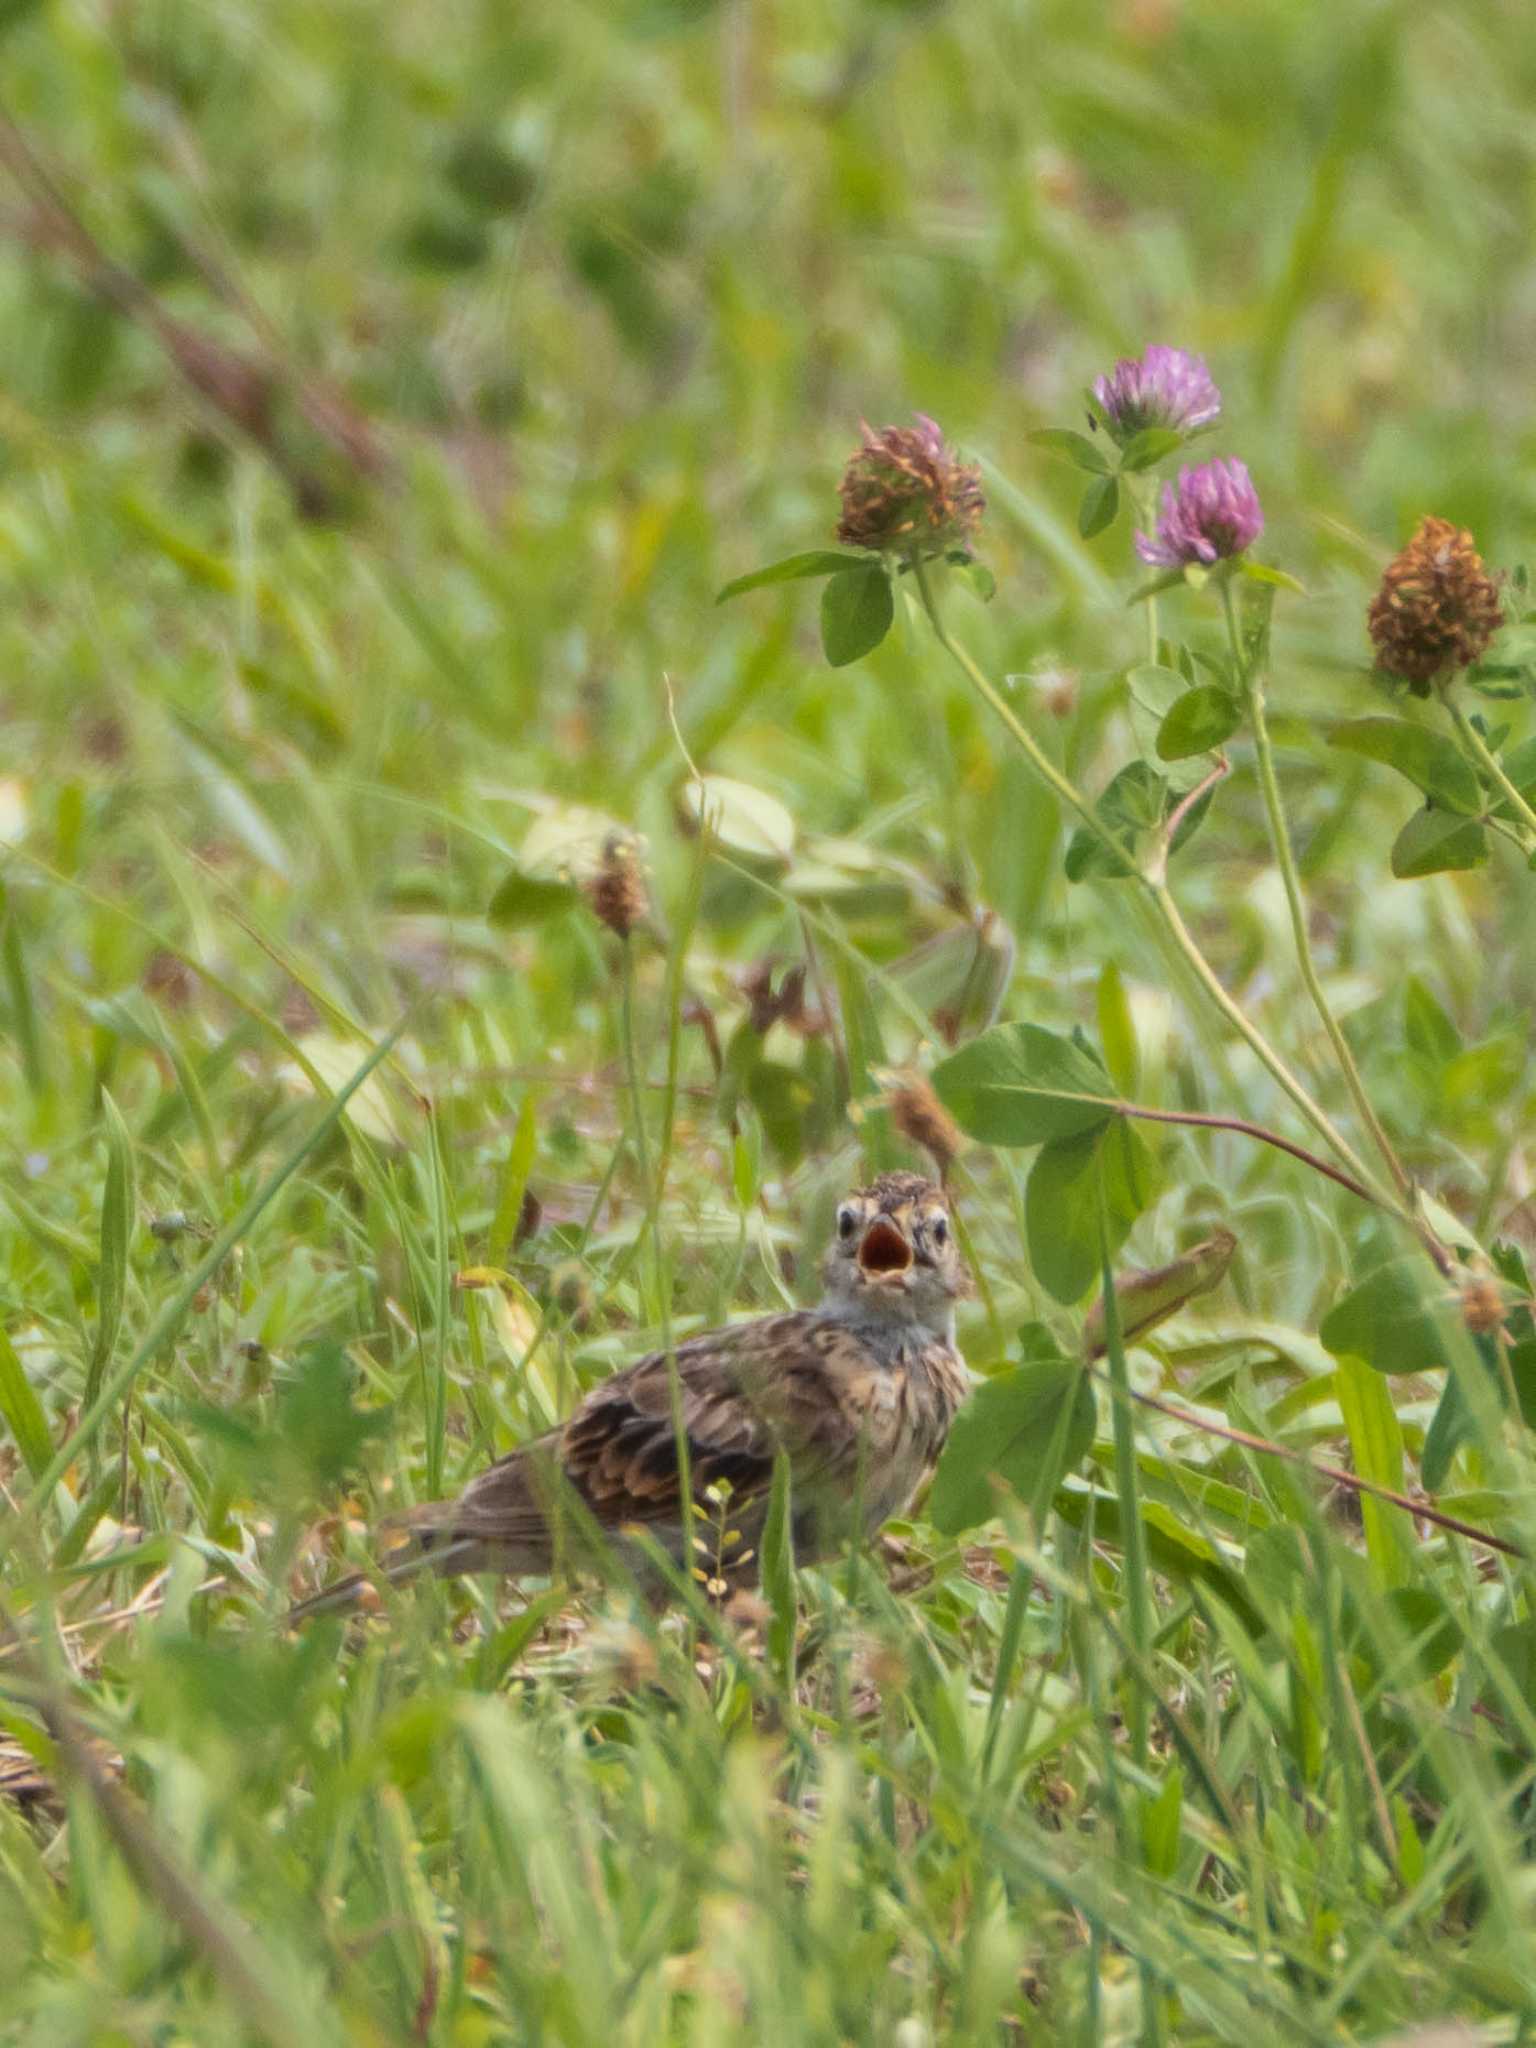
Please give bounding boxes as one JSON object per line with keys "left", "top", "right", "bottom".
{"left": 1367, "top": 516, "right": 1504, "bottom": 696}
{"left": 836, "top": 414, "right": 984, "bottom": 560}
{"left": 1459, "top": 1273, "right": 1507, "bottom": 1339}
{"left": 881, "top": 1071, "right": 964, "bottom": 1177}
{"left": 1135, "top": 457, "right": 1264, "bottom": 570}
{"left": 585, "top": 831, "right": 649, "bottom": 939}
{"left": 1093, "top": 345, "right": 1221, "bottom": 444}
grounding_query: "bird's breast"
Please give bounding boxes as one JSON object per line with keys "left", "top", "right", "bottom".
{"left": 836, "top": 1336, "right": 969, "bottom": 1527}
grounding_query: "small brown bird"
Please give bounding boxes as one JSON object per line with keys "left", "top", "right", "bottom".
{"left": 287, "top": 1172, "right": 971, "bottom": 1622}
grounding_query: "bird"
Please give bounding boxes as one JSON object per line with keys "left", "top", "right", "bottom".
{"left": 286, "top": 1171, "right": 972, "bottom": 1622}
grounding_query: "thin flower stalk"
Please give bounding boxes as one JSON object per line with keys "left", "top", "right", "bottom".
{"left": 1219, "top": 578, "right": 1415, "bottom": 1206}
{"left": 909, "top": 558, "right": 1400, "bottom": 1218}
{"left": 1144, "top": 878, "right": 1386, "bottom": 1206}
{"left": 619, "top": 929, "right": 696, "bottom": 1644}
{"left": 1128, "top": 474, "right": 1162, "bottom": 665}
{"left": 909, "top": 553, "right": 1121, "bottom": 860}
{"left": 1444, "top": 692, "right": 1536, "bottom": 846}
{"left": 1097, "top": 1205, "right": 1150, "bottom": 1771}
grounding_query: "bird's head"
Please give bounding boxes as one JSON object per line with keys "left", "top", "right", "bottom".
{"left": 819, "top": 1171, "right": 970, "bottom": 1334}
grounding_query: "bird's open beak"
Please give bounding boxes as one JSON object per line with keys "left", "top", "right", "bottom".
{"left": 857, "top": 1215, "right": 912, "bottom": 1280}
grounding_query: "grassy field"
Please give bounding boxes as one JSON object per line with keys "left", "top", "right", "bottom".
{"left": 3, "top": 2, "right": 1536, "bottom": 2041}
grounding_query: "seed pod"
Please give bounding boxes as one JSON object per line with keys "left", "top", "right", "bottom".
{"left": 1082, "top": 1227, "right": 1237, "bottom": 1359}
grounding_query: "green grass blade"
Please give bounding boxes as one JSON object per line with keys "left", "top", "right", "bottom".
{"left": 0, "top": 1323, "right": 52, "bottom": 1482}
{"left": 83, "top": 1088, "right": 136, "bottom": 1412}
{"left": 5, "top": 1016, "right": 409, "bottom": 1564}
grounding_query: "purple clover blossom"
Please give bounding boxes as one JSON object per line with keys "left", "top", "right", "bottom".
{"left": 1134, "top": 458, "right": 1264, "bottom": 569}
{"left": 1093, "top": 345, "right": 1222, "bottom": 443}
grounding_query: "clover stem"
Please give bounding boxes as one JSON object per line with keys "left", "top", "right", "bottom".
{"left": 1144, "top": 878, "right": 1384, "bottom": 1201}
{"left": 1097, "top": 1201, "right": 1150, "bottom": 1773}
{"left": 1221, "top": 578, "right": 1414, "bottom": 1204}
{"left": 1444, "top": 688, "right": 1536, "bottom": 845}
{"left": 1149, "top": 752, "right": 1229, "bottom": 881}
{"left": 910, "top": 554, "right": 1118, "bottom": 859}
{"left": 912, "top": 557, "right": 1391, "bottom": 1208}
{"left": 622, "top": 931, "right": 694, "bottom": 1607}
{"left": 620, "top": 936, "right": 654, "bottom": 1229}
{"left": 1129, "top": 476, "right": 1161, "bottom": 665}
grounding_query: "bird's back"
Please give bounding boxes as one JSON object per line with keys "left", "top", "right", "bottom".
{"left": 400, "top": 1307, "right": 966, "bottom": 1582}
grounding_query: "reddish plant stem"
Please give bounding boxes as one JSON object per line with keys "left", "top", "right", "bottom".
{"left": 1116, "top": 1101, "right": 1377, "bottom": 1206}
{"left": 1115, "top": 1099, "right": 1456, "bottom": 1277}
{"left": 1148, "top": 752, "right": 1231, "bottom": 883}
{"left": 1087, "top": 1370, "right": 1521, "bottom": 1560}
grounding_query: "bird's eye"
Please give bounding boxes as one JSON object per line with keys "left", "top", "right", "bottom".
{"left": 837, "top": 1203, "right": 859, "bottom": 1241}
{"left": 928, "top": 1213, "right": 949, "bottom": 1247}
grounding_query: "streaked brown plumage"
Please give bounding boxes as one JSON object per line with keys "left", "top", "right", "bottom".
{"left": 287, "top": 1172, "right": 971, "bottom": 1622}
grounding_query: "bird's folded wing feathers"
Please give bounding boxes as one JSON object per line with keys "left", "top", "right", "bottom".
{"left": 433, "top": 1311, "right": 875, "bottom": 1543}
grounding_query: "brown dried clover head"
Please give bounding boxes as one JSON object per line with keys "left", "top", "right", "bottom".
{"left": 836, "top": 414, "right": 984, "bottom": 561}
{"left": 1368, "top": 516, "right": 1504, "bottom": 695}
{"left": 585, "top": 832, "right": 649, "bottom": 939}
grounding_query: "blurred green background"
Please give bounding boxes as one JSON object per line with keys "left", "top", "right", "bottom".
{"left": 6, "top": 0, "right": 1535, "bottom": 744}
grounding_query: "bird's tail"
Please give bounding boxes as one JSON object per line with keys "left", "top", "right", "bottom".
{"left": 284, "top": 1531, "right": 487, "bottom": 1626}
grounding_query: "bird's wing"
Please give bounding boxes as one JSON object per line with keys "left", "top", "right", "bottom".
{"left": 437, "top": 1311, "right": 874, "bottom": 1544}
